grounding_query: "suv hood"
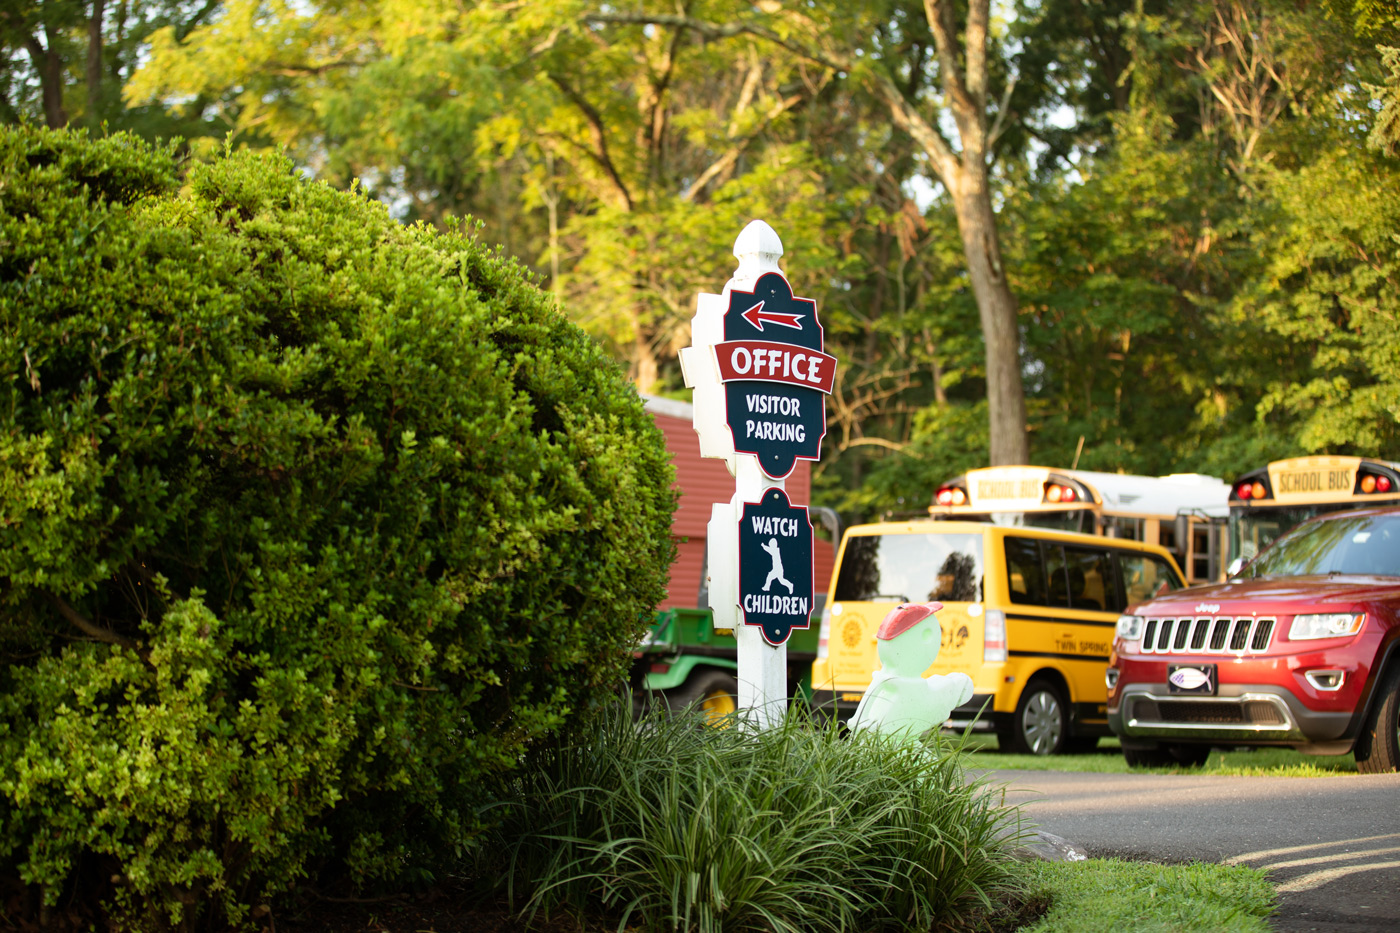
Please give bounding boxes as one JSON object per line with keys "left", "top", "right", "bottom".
{"left": 1130, "top": 577, "right": 1400, "bottom": 616}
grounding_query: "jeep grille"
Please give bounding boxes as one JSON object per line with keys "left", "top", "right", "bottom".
{"left": 1138, "top": 617, "right": 1276, "bottom": 655}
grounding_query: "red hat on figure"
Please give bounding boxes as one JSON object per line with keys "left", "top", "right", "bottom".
{"left": 875, "top": 602, "right": 943, "bottom": 640}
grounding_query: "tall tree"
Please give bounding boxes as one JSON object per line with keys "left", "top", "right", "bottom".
{"left": 582, "top": 0, "right": 1032, "bottom": 464}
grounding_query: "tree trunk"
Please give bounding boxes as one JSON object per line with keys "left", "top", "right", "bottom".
{"left": 950, "top": 171, "right": 1029, "bottom": 464}
{"left": 25, "top": 30, "right": 69, "bottom": 128}
{"left": 87, "top": 0, "right": 107, "bottom": 123}
{"left": 633, "top": 320, "right": 658, "bottom": 394}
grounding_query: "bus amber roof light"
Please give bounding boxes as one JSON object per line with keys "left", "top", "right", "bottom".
{"left": 1360, "top": 474, "right": 1377, "bottom": 494}
{"left": 1046, "top": 485, "right": 1063, "bottom": 503}
{"left": 951, "top": 488, "right": 966, "bottom": 505}
{"left": 1251, "top": 481, "right": 1266, "bottom": 499}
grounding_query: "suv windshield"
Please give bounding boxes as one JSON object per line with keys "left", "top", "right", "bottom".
{"left": 1242, "top": 512, "right": 1400, "bottom": 578}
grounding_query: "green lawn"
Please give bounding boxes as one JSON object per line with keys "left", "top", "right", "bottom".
{"left": 958, "top": 732, "right": 1359, "bottom": 776}
{"left": 1016, "top": 859, "right": 1276, "bottom": 933}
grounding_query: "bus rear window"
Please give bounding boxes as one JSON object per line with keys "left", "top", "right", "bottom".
{"left": 833, "top": 533, "right": 984, "bottom": 603}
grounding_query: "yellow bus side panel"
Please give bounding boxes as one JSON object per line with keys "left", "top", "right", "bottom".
{"left": 997, "top": 611, "right": 1113, "bottom": 709}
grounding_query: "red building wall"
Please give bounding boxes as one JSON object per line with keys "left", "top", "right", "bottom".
{"left": 646, "top": 396, "right": 835, "bottom": 611}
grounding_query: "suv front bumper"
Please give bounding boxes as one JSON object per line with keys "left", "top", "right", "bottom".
{"left": 1109, "top": 682, "right": 1355, "bottom": 752}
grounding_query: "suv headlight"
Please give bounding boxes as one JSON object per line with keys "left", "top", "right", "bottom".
{"left": 1115, "top": 615, "right": 1144, "bottom": 640}
{"left": 1289, "top": 613, "right": 1365, "bottom": 640}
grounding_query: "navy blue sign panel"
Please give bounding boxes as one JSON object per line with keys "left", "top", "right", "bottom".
{"left": 739, "top": 487, "right": 815, "bottom": 646}
{"left": 719, "top": 272, "right": 835, "bottom": 479}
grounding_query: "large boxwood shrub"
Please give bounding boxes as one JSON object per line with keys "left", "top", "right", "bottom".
{"left": 0, "top": 125, "right": 675, "bottom": 929}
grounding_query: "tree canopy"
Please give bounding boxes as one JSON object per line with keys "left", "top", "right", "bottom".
{"left": 4, "top": 0, "right": 1398, "bottom": 518}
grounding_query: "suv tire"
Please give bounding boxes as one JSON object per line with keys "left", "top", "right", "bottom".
{"left": 1123, "top": 743, "right": 1211, "bottom": 768}
{"left": 1123, "top": 745, "right": 1173, "bottom": 767}
{"left": 1355, "top": 665, "right": 1400, "bottom": 774}
{"left": 1166, "top": 744, "right": 1212, "bottom": 767}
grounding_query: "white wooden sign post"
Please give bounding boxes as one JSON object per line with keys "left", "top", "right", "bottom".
{"left": 679, "top": 221, "right": 837, "bottom": 728}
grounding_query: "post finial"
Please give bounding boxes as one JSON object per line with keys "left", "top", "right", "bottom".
{"left": 730, "top": 220, "right": 783, "bottom": 290}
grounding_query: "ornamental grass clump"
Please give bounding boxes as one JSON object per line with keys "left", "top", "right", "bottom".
{"left": 0, "top": 125, "right": 675, "bottom": 929}
{"left": 485, "top": 701, "right": 1029, "bottom": 933}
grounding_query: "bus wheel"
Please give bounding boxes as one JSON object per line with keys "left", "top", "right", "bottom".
{"left": 1008, "top": 679, "right": 1068, "bottom": 755}
{"left": 665, "top": 670, "right": 739, "bottom": 727}
{"left": 1355, "top": 666, "right": 1400, "bottom": 774}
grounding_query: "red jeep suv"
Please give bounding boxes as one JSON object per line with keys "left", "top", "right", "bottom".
{"left": 1107, "top": 507, "right": 1400, "bottom": 771}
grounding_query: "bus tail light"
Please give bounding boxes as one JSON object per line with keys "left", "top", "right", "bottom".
{"left": 1044, "top": 483, "right": 1079, "bottom": 504}
{"left": 1234, "top": 480, "right": 1269, "bottom": 500}
{"left": 1358, "top": 472, "right": 1394, "bottom": 495}
{"left": 984, "top": 609, "right": 1007, "bottom": 662}
{"left": 934, "top": 486, "right": 966, "bottom": 506}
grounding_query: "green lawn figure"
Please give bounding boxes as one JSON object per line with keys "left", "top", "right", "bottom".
{"left": 850, "top": 602, "right": 974, "bottom": 743}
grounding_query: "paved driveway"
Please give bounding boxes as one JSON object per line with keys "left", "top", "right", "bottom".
{"left": 987, "top": 769, "right": 1400, "bottom": 932}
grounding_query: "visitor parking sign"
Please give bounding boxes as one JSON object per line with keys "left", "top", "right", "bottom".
{"left": 719, "top": 272, "right": 836, "bottom": 479}
{"left": 738, "top": 487, "right": 814, "bottom": 646}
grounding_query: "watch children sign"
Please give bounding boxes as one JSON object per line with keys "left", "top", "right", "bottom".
{"left": 739, "top": 487, "right": 815, "bottom": 645}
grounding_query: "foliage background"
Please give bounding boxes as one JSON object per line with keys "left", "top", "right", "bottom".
{"left": 8, "top": 0, "right": 1397, "bottom": 519}
{"left": 0, "top": 125, "right": 675, "bottom": 926}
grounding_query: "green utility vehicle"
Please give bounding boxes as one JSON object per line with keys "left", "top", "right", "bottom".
{"left": 630, "top": 528, "right": 837, "bottom": 722}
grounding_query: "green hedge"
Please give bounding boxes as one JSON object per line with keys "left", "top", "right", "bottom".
{"left": 0, "top": 126, "right": 675, "bottom": 929}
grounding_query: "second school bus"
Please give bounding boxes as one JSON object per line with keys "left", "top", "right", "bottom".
{"left": 1228, "top": 455, "right": 1400, "bottom": 566}
{"left": 811, "top": 521, "right": 1186, "bottom": 754}
{"left": 928, "top": 465, "right": 1228, "bottom": 584}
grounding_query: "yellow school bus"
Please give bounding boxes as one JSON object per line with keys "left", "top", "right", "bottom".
{"left": 811, "top": 521, "right": 1186, "bottom": 753}
{"left": 928, "top": 465, "right": 1229, "bottom": 585}
{"left": 1228, "top": 456, "right": 1400, "bottom": 567}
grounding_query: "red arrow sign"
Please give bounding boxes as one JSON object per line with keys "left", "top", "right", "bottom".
{"left": 740, "top": 300, "right": 804, "bottom": 332}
